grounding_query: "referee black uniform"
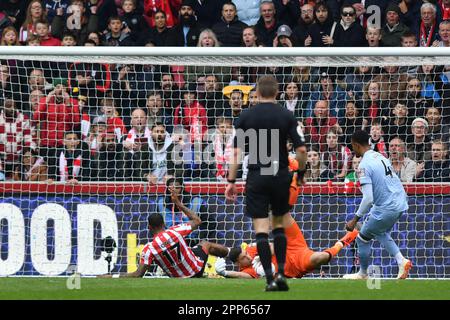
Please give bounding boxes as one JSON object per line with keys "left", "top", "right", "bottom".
{"left": 230, "top": 77, "right": 305, "bottom": 291}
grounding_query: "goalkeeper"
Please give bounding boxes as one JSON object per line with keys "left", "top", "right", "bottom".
{"left": 215, "top": 213, "right": 359, "bottom": 279}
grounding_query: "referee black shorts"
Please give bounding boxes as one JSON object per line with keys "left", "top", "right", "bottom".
{"left": 245, "top": 168, "right": 292, "bottom": 219}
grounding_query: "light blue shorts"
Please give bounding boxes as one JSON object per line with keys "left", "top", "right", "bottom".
{"left": 359, "top": 209, "right": 404, "bottom": 241}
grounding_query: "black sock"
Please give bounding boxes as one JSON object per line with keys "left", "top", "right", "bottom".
{"left": 256, "top": 233, "right": 274, "bottom": 284}
{"left": 272, "top": 228, "right": 287, "bottom": 276}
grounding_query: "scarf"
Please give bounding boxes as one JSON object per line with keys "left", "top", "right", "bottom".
{"left": 214, "top": 129, "right": 235, "bottom": 180}
{"left": 59, "top": 150, "right": 82, "bottom": 182}
{"left": 25, "top": 157, "right": 44, "bottom": 181}
{"left": 125, "top": 127, "right": 152, "bottom": 154}
{"left": 368, "top": 102, "right": 379, "bottom": 120}
{"left": 419, "top": 20, "right": 436, "bottom": 47}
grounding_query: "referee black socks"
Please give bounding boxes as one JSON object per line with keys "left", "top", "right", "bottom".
{"left": 255, "top": 233, "right": 274, "bottom": 284}
{"left": 272, "top": 228, "right": 286, "bottom": 276}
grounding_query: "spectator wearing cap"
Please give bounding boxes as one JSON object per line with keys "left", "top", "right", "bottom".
{"left": 323, "top": 4, "right": 365, "bottom": 47}
{"left": 272, "top": 0, "right": 301, "bottom": 28}
{"left": 293, "top": 2, "right": 315, "bottom": 47}
{"left": 173, "top": 83, "right": 207, "bottom": 144}
{"left": 407, "top": 117, "right": 432, "bottom": 163}
{"left": 388, "top": 136, "right": 418, "bottom": 183}
{"left": 87, "top": 115, "right": 107, "bottom": 156}
{"left": 0, "top": 99, "right": 35, "bottom": 179}
{"left": 417, "top": 2, "right": 440, "bottom": 47}
{"left": 166, "top": 0, "right": 202, "bottom": 47}
{"left": 143, "top": 0, "right": 182, "bottom": 29}
{"left": 51, "top": 0, "right": 99, "bottom": 46}
{"left": 212, "top": 2, "right": 247, "bottom": 47}
{"left": 233, "top": 0, "right": 262, "bottom": 26}
{"left": 381, "top": 3, "right": 410, "bottom": 47}
{"left": 305, "top": 71, "right": 347, "bottom": 119}
{"left": 415, "top": 139, "right": 450, "bottom": 182}
{"left": 255, "top": 0, "right": 281, "bottom": 47}
{"left": 307, "top": 1, "right": 338, "bottom": 47}
{"left": 273, "top": 24, "right": 297, "bottom": 47}
{"left": 191, "top": 0, "right": 227, "bottom": 28}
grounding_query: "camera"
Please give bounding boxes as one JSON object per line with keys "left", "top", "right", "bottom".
{"left": 100, "top": 236, "right": 116, "bottom": 273}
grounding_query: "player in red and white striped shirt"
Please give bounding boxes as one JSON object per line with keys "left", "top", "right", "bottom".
{"left": 102, "top": 185, "right": 230, "bottom": 278}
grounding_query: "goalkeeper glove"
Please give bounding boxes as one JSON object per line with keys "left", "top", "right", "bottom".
{"left": 252, "top": 256, "right": 275, "bottom": 278}
{"left": 215, "top": 257, "right": 228, "bottom": 277}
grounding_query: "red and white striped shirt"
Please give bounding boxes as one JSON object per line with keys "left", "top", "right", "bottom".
{"left": 140, "top": 224, "right": 204, "bottom": 278}
{"left": 0, "top": 110, "right": 35, "bottom": 163}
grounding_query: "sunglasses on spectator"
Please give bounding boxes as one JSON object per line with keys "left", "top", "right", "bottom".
{"left": 342, "top": 11, "right": 355, "bottom": 16}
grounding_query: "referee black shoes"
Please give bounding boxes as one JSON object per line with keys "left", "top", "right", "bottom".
{"left": 265, "top": 274, "right": 289, "bottom": 292}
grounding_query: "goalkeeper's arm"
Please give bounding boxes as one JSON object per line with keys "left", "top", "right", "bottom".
{"left": 98, "top": 263, "right": 149, "bottom": 278}
{"left": 214, "top": 258, "right": 253, "bottom": 279}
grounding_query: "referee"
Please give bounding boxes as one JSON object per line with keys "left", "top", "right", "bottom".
{"left": 225, "top": 75, "right": 307, "bottom": 291}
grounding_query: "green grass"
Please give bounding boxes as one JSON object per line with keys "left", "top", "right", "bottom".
{"left": 0, "top": 278, "right": 449, "bottom": 300}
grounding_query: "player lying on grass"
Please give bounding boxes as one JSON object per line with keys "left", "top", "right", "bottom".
{"left": 214, "top": 213, "right": 359, "bottom": 279}
{"left": 99, "top": 186, "right": 230, "bottom": 278}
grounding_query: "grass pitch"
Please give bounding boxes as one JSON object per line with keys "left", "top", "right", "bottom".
{"left": 0, "top": 278, "right": 449, "bottom": 300}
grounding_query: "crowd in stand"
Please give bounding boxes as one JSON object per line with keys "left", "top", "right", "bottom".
{"left": 0, "top": 0, "right": 449, "bottom": 184}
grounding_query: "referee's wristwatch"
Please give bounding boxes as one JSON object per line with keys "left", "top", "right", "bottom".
{"left": 227, "top": 178, "right": 236, "bottom": 184}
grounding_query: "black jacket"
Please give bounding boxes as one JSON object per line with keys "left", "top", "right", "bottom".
{"left": 192, "top": 0, "right": 227, "bottom": 28}
{"left": 255, "top": 18, "right": 281, "bottom": 47}
{"left": 416, "top": 160, "right": 450, "bottom": 182}
{"left": 333, "top": 21, "right": 366, "bottom": 47}
{"left": 166, "top": 22, "right": 202, "bottom": 47}
{"left": 212, "top": 17, "right": 247, "bottom": 47}
{"left": 273, "top": 0, "right": 301, "bottom": 28}
{"left": 308, "top": 18, "right": 337, "bottom": 47}
{"left": 138, "top": 27, "right": 171, "bottom": 46}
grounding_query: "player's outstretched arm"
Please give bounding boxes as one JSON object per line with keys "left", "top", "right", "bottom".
{"left": 97, "top": 263, "right": 149, "bottom": 278}
{"left": 346, "top": 183, "right": 374, "bottom": 231}
{"left": 170, "top": 186, "right": 202, "bottom": 230}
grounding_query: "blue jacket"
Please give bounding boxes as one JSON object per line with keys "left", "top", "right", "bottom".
{"left": 234, "top": 0, "right": 262, "bottom": 26}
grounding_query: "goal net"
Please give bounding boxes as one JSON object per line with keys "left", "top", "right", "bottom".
{"left": 0, "top": 47, "right": 448, "bottom": 278}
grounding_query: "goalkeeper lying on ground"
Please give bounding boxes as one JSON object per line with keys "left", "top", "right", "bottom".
{"left": 215, "top": 213, "right": 359, "bottom": 279}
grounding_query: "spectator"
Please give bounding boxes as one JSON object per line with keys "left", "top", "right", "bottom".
{"left": 320, "top": 128, "right": 352, "bottom": 181}
{"left": 43, "top": 0, "right": 70, "bottom": 24}
{"left": 281, "top": 80, "right": 304, "bottom": 120}
{"left": 385, "top": 102, "right": 410, "bottom": 142}
{"left": 33, "top": 78, "right": 80, "bottom": 169}
{"left": 344, "top": 155, "right": 361, "bottom": 186}
{"left": 255, "top": 0, "right": 280, "bottom": 47}
{"left": 36, "top": 20, "right": 61, "bottom": 46}
{"left": 29, "top": 89, "right": 44, "bottom": 115}
{"left": 212, "top": 2, "right": 247, "bottom": 47}
{"left": 324, "top": 5, "right": 365, "bottom": 47}
{"left": 0, "top": 0, "right": 28, "bottom": 31}
{"left": 224, "top": 89, "right": 245, "bottom": 126}
{"left": 90, "top": 132, "right": 125, "bottom": 181}
{"left": 234, "top": 0, "right": 261, "bottom": 26}
{"left": 415, "top": 139, "right": 450, "bottom": 182}
{"left": 86, "top": 116, "right": 107, "bottom": 155}
{"left": 146, "top": 91, "right": 173, "bottom": 133}
{"left": 0, "top": 99, "right": 35, "bottom": 179}
{"left": 99, "top": 98, "right": 128, "bottom": 142}
{"left": 51, "top": 0, "right": 99, "bottom": 46}
{"left": 0, "top": 64, "right": 20, "bottom": 106}
{"left": 306, "top": 71, "right": 347, "bottom": 119}
{"left": 94, "top": 0, "right": 121, "bottom": 32}
{"left": 366, "top": 26, "right": 382, "bottom": 47}
{"left": 248, "top": 87, "right": 258, "bottom": 107}
{"left": 173, "top": 83, "right": 207, "bottom": 144}
{"left": 143, "top": 0, "right": 181, "bottom": 28}
{"left": 159, "top": 71, "right": 180, "bottom": 111}
{"left": 425, "top": 106, "right": 450, "bottom": 142}
{"left": 440, "top": 0, "right": 450, "bottom": 20}
{"left": 398, "top": 0, "right": 421, "bottom": 35}
{"left": 12, "top": 147, "right": 48, "bottom": 181}
{"left": 273, "top": 0, "right": 301, "bottom": 28}
{"left": 416, "top": 64, "right": 444, "bottom": 104}
{"left": 273, "top": 24, "right": 297, "bottom": 47}
{"left": 121, "top": 0, "right": 146, "bottom": 42}
{"left": 407, "top": 117, "right": 432, "bottom": 162}
{"left": 344, "top": 65, "right": 375, "bottom": 101}
{"left": 400, "top": 30, "right": 418, "bottom": 48}
{"left": 1, "top": 26, "right": 20, "bottom": 45}
{"left": 338, "top": 100, "right": 364, "bottom": 147}
{"left": 418, "top": 2, "right": 439, "bottom": 47}
{"left": 388, "top": 136, "right": 418, "bottom": 183}
{"left": 87, "top": 31, "right": 101, "bottom": 45}
{"left": 405, "top": 76, "right": 434, "bottom": 119}
{"left": 191, "top": 0, "right": 226, "bottom": 28}
{"left": 138, "top": 9, "right": 170, "bottom": 46}
{"left": 303, "top": 100, "right": 338, "bottom": 151}
{"left": 304, "top": 145, "right": 326, "bottom": 182}
{"left": 308, "top": 1, "right": 338, "bottom": 47}
{"left": 381, "top": 3, "right": 410, "bottom": 47}
{"left": 198, "top": 74, "right": 226, "bottom": 127}
{"left": 146, "top": 123, "right": 177, "bottom": 184}
{"left": 52, "top": 130, "right": 90, "bottom": 183}
{"left": 61, "top": 31, "right": 77, "bottom": 46}
{"left": 360, "top": 80, "right": 390, "bottom": 127}
{"left": 19, "top": 0, "right": 47, "bottom": 43}
{"left": 293, "top": 2, "right": 315, "bottom": 47}
{"left": 123, "top": 108, "right": 152, "bottom": 181}
{"left": 372, "top": 65, "right": 408, "bottom": 101}
{"left": 242, "top": 26, "right": 260, "bottom": 47}
{"left": 166, "top": 0, "right": 202, "bottom": 47}
{"left": 102, "top": 15, "right": 135, "bottom": 46}
{"left": 438, "top": 19, "right": 450, "bottom": 47}
{"left": 369, "top": 121, "right": 388, "bottom": 158}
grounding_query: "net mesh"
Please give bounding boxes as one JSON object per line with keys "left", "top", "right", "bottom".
{"left": 0, "top": 51, "right": 449, "bottom": 278}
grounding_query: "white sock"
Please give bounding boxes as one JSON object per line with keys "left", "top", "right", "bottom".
{"left": 395, "top": 252, "right": 405, "bottom": 265}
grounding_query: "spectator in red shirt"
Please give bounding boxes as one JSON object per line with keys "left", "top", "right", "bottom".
{"left": 143, "top": 0, "right": 181, "bottom": 28}
{"left": 0, "top": 99, "right": 35, "bottom": 179}
{"left": 304, "top": 100, "right": 338, "bottom": 151}
{"left": 173, "top": 83, "right": 207, "bottom": 144}
{"left": 369, "top": 121, "right": 388, "bottom": 158}
{"left": 36, "top": 20, "right": 61, "bottom": 46}
{"left": 100, "top": 97, "right": 127, "bottom": 142}
{"left": 33, "top": 78, "right": 80, "bottom": 168}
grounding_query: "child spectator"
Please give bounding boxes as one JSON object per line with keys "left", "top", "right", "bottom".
{"left": 1, "top": 26, "right": 20, "bottom": 45}
{"left": 100, "top": 98, "right": 127, "bottom": 142}
{"left": 385, "top": 102, "right": 410, "bottom": 142}
{"left": 61, "top": 31, "right": 76, "bottom": 46}
{"left": 304, "top": 145, "right": 326, "bottom": 182}
{"left": 36, "top": 20, "right": 61, "bottom": 45}
{"left": 87, "top": 31, "right": 101, "bottom": 45}
{"left": 344, "top": 155, "right": 361, "bottom": 184}
{"left": 102, "top": 15, "right": 134, "bottom": 46}
{"left": 369, "top": 121, "right": 388, "bottom": 158}
{"left": 13, "top": 147, "right": 48, "bottom": 181}
{"left": 25, "top": 33, "right": 40, "bottom": 46}
{"left": 121, "top": 0, "right": 145, "bottom": 42}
